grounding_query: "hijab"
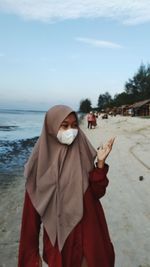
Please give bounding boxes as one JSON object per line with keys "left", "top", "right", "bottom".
{"left": 24, "top": 105, "right": 96, "bottom": 251}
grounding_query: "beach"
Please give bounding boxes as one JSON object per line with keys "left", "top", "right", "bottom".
{"left": 0, "top": 115, "right": 150, "bottom": 267}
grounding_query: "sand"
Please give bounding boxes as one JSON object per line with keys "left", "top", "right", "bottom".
{"left": 0, "top": 115, "right": 150, "bottom": 267}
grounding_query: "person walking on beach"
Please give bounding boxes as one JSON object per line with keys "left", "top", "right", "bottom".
{"left": 91, "top": 112, "right": 97, "bottom": 129}
{"left": 87, "top": 111, "right": 93, "bottom": 129}
{"left": 18, "top": 105, "right": 115, "bottom": 267}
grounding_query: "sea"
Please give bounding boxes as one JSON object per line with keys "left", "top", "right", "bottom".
{"left": 0, "top": 109, "right": 46, "bottom": 175}
{"left": 0, "top": 109, "right": 45, "bottom": 141}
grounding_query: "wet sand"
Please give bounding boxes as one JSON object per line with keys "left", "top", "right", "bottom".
{"left": 0, "top": 115, "right": 150, "bottom": 267}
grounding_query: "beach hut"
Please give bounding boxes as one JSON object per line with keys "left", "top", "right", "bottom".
{"left": 118, "top": 105, "right": 130, "bottom": 116}
{"left": 130, "top": 99, "right": 150, "bottom": 117}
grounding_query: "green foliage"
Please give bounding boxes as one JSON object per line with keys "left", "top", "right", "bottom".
{"left": 111, "top": 63, "right": 150, "bottom": 107}
{"left": 97, "top": 92, "right": 112, "bottom": 110}
{"left": 124, "top": 63, "right": 150, "bottom": 102}
{"left": 113, "top": 92, "right": 132, "bottom": 107}
{"left": 79, "top": 98, "right": 92, "bottom": 113}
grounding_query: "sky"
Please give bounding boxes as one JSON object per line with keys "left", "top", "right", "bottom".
{"left": 0, "top": 0, "right": 150, "bottom": 111}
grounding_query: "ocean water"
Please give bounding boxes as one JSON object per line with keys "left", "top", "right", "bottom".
{"left": 0, "top": 109, "right": 46, "bottom": 141}
{"left": 0, "top": 109, "right": 46, "bottom": 174}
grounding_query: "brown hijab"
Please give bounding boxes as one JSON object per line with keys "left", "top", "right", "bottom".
{"left": 25, "top": 105, "right": 96, "bottom": 251}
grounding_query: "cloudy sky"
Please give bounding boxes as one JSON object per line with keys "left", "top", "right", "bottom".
{"left": 0, "top": 0, "right": 150, "bottom": 110}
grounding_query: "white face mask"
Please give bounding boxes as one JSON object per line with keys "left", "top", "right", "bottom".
{"left": 57, "top": 128, "right": 78, "bottom": 145}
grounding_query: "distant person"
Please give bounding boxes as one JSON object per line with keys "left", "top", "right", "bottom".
{"left": 91, "top": 113, "right": 97, "bottom": 129}
{"left": 87, "top": 111, "right": 93, "bottom": 129}
{"left": 18, "top": 105, "right": 115, "bottom": 267}
{"left": 95, "top": 112, "right": 98, "bottom": 118}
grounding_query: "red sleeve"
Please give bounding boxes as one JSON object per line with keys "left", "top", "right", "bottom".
{"left": 18, "top": 191, "right": 41, "bottom": 267}
{"left": 89, "top": 164, "right": 109, "bottom": 199}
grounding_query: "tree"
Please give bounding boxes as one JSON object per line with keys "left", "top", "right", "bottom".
{"left": 97, "top": 92, "right": 112, "bottom": 110}
{"left": 79, "top": 98, "right": 92, "bottom": 113}
{"left": 125, "top": 63, "right": 150, "bottom": 102}
{"left": 113, "top": 92, "right": 132, "bottom": 106}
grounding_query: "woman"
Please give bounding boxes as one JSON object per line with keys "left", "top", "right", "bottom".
{"left": 18, "top": 105, "right": 115, "bottom": 267}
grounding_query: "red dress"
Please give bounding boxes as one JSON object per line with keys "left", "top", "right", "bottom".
{"left": 18, "top": 165, "right": 115, "bottom": 267}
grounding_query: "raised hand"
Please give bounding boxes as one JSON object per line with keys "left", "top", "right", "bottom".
{"left": 97, "top": 137, "right": 115, "bottom": 168}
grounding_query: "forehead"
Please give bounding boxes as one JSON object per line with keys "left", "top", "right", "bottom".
{"left": 62, "top": 112, "right": 77, "bottom": 123}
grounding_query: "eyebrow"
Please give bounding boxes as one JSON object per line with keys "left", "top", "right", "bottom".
{"left": 61, "top": 119, "right": 77, "bottom": 124}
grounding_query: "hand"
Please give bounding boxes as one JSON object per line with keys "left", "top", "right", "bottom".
{"left": 97, "top": 137, "right": 115, "bottom": 168}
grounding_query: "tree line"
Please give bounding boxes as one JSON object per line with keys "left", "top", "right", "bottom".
{"left": 79, "top": 63, "right": 150, "bottom": 113}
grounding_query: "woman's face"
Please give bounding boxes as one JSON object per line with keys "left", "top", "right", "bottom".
{"left": 57, "top": 113, "right": 78, "bottom": 145}
{"left": 59, "top": 113, "right": 78, "bottom": 131}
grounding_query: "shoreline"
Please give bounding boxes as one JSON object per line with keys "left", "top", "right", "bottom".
{"left": 0, "top": 136, "right": 38, "bottom": 176}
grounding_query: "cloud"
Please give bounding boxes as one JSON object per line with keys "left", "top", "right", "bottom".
{"left": 76, "top": 37, "right": 122, "bottom": 49}
{"left": 0, "top": 0, "right": 150, "bottom": 25}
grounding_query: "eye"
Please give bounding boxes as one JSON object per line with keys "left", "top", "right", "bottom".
{"left": 72, "top": 123, "right": 78, "bottom": 128}
{"left": 60, "top": 124, "right": 68, "bottom": 129}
